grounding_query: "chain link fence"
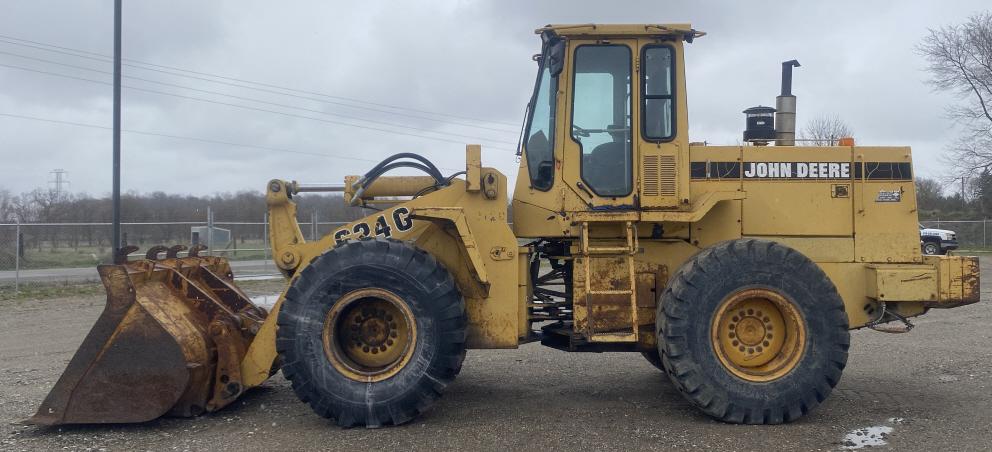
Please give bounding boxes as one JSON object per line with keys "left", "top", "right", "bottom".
{"left": 919, "top": 219, "right": 991, "bottom": 250}
{"left": 6, "top": 216, "right": 987, "bottom": 294}
{"left": 0, "top": 221, "right": 22, "bottom": 292}
{"left": 0, "top": 214, "right": 348, "bottom": 293}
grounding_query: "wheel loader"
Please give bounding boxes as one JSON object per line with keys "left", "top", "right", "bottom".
{"left": 29, "top": 23, "right": 981, "bottom": 427}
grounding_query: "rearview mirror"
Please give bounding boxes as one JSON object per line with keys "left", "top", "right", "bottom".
{"left": 548, "top": 39, "right": 565, "bottom": 76}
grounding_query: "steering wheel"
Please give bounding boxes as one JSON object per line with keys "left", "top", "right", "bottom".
{"left": 572, "top": 124, "right": 591, "bottom": 138}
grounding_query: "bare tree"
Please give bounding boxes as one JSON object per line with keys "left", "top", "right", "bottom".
{"left": 919, "top": 12, "right": 992, "bottom": 172}
{"left": 915, "top": 177, "right": 945, "bottom": 211}
{"left": 801, "top": 114, "right": 853, "bottom": 146}
{"left": 0, "top": 189, "right": 13, "bottom": 223}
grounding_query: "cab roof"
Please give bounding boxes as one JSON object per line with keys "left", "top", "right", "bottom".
{"left": 536, "top": 23, "right": 705, "bottom": 41}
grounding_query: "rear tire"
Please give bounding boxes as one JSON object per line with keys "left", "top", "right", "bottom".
{"left": 657, "top": 239, "right": 849, "bottom": 424}
{"left": 277, "top": 239, "right": 467, "bottom": 427}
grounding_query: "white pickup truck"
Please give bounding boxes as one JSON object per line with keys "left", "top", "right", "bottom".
{"left": 920, "top": 224, "right": 959, "bottom": 255}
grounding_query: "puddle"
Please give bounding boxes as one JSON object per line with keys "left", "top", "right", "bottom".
{"left": 250, "top": 294, "right": 280, "bottom": 309}
{"left": 842, "top": 425, "right": 893, "bottom": 449}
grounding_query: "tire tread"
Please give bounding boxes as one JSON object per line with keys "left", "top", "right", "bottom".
{"left": 277, "top": 238, "right": 467, "bottom": 428}
{"left": 657, "top": 239, "right": 850, "bottom": 424}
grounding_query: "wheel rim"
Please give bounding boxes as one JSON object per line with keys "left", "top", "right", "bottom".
{"left": 924, "top": 243, "right": 938, "bottom": 254}
{"left": 322, "top": 288, "right": 417, "bottom": 382}
{"left": 711, "top": 288, "right": 807, "bottom": 382}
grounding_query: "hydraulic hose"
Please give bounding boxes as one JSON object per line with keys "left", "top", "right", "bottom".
{"left": 350, "top": 153, "right": 450, "bottom": 205}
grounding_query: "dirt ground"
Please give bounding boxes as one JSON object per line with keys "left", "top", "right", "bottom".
{"left": 1, "top": 262, "right": 991, "bottom": 451}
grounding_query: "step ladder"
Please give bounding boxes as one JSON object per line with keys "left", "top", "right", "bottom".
{"left": 579, "top": 220, "right": 639, "bottom": 342}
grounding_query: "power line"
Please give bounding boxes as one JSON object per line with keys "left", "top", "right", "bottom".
{"left": 0, "top": 111, "right": 378, "bottom": 162}
{"left": 0, "top": 111, "right": 464, "bottom": 172}
{"left": 0, "top": 62, "right": 516, "bottom": 150}
{"left": 0, "top": 50, "right": 515, "bottom": 141}
{"left": 0, "top": 34, "right": 520, "bottom": 129}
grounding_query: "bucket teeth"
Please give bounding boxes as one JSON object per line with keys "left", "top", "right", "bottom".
{"left": 115, "top": 245, "right": 140, "bottom": 263}
{"left": 145, "top": 245, "right": 169, "bottom": 260}
{"left": 167, "top": 245, "right": 188, "bottom": 259}
{"left": 189, "top": 244, "right": 208, "bottom": 257}
{"left": 28, "top": 255, "right": 268, "bottom": 425}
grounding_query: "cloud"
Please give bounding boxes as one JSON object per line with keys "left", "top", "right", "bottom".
{"left": 0, "top": 0, "right": 986, "bottom": 196}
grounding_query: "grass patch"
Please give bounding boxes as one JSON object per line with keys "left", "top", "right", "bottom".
{"left": 0, "top": 277, "right": 287, "bottom": 302}
{"left": 234, "top": 278, "right": 288, "bottom": 296}
{"left": 1, "top": 241, "right": 270, "bottom": 271}
{"left": 954, "top": 249, "right": 992, "bottom": 255}
{"left": 0, "top": 280, "right": 105, "bottom": 301}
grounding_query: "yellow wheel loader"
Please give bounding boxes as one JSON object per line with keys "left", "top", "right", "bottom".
{"left": 30, "top": 23, "right": 981, "bottom": 427}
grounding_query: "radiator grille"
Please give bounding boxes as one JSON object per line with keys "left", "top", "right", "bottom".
{"left": 659, "top": 155, "right": 676, "bottom": 196}
{"left": 642, "top": 154, "right": 676, "bottom": 198}
{"left": 642, "top": 155, "right": 660, "bottom": 196}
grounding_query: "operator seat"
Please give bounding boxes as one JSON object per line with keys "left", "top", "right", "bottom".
{"left": 586, "top": 140, "right": 626, "bottom": 195}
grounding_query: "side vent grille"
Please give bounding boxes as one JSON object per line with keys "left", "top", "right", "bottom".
{"left": 642, "top": 155, "right": 660, "bottom": 197}
{"left": 642, "top": 154, "right": 677, "bottom": 202}
{"left": 659, "top": 155, "right": 676, "bottom": 196}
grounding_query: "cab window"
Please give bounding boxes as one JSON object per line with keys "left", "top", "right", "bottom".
{"left": 523, "top": 49, "right": 559, "bottom": 191}
{"left": 642, "top": 46, "right": 675, "bottom": 140}
{"left": 572, "top": 45, "right": 632, "bottom": 197}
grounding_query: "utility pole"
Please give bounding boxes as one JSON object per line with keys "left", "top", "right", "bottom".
{"left": 49, "top": 169, "right": 69, "bottom": 201}
{"left": 111, "top": 0, "right": 123, "bottom": 263}
{"left": 960, "top": 177, "right": 967, "bottom": 208}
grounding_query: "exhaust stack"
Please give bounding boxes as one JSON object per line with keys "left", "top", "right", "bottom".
{"left": 775, "top": 60, "right": 801, "bottom": 146}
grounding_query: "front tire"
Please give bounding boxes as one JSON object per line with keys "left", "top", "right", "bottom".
{"left": 277, "top": 239, "right": 467, "bottom": 427}
{"left": 922, "top": 241, "right": 941, "bottom": 255}
{"left": 641, "top": 349, "right": 664, "bottom": 371}
{"left": 657, "top": 239, "right": 849, "bottom": 424}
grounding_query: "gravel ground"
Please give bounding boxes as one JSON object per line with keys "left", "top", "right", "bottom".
{"left": 1, "top": 260, "right": 990, "bottom": 451}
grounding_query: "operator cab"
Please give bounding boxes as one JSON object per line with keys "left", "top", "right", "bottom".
{"left": 514, "top": 24, "right": 703, "bottom": 234}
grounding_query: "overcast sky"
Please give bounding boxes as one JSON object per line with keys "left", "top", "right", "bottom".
{"left": 1, "top": 1, "right": 988, "bottom": 197}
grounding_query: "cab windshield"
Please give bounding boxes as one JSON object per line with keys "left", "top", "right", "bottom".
{"left": 521, "top": 36, "right": 563, "bottom": 191}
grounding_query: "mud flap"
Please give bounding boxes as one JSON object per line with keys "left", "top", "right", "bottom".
{"left": 27, "top": 255, "right": 268, "bottom": 425}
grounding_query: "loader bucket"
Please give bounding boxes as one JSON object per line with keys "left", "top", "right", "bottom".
{"left": 27, "top": 252, "right": 268, "bottom": 425}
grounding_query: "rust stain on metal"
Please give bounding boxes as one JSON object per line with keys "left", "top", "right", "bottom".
{"left": 27, "top": 253, "right": 268, "bottom": 425}
{"left": 923, "top": 255, "right": 981, "bottom": 309}
{"left": 956, "top": 257, "right": 980, "bottom": 304}
{"left": 575, "top": 257, "right": 663, "bottom": 337}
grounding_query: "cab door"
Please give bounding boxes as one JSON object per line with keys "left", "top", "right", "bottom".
{"left": 636, "top": 39, "right": 685, "bottom": 209}
{"left": 562, "top": 39, "right": 639, "bottom": 209}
